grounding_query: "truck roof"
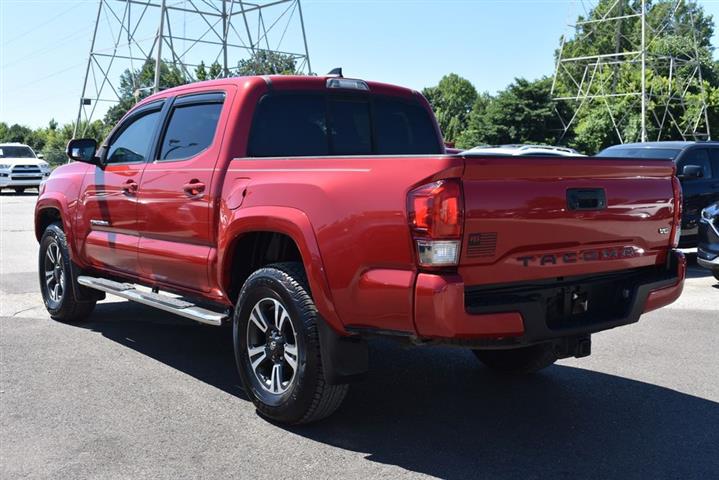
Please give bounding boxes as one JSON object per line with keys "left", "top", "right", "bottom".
{"left": 142, "top": 75, "right": 420, "bottom": 105}
{"left": 606, "top": 141, "right": 719, "bottom": 150}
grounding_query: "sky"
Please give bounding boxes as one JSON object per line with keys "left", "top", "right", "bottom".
{"left": 1, "top": 0, "right": 718, "bottom": 129}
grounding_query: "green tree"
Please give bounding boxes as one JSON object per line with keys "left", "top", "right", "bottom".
{"left": 236, "top": 50, "right": 298, "bottom": 76}
{"left": 463, "top": 78, "right": 564, "bottom": 147}
{"left": 195, "top": 61, "right": 208, "bottom": 81}
{"left": 554, "top": 0, "right": 717, "bottom": 150}
{"left": 103, "top": 60, "right": 187, "bottom": 126}
{"left": 422, "top": 74, "right": 478, "bottom": 144}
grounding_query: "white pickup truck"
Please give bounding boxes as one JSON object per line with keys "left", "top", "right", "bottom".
{"left": 0, "top": 143, "right": 51, "bottom": 193}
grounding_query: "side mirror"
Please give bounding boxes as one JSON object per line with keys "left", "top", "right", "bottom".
{"left": 679, "top": 164, "right": 703, "bottom": 179}
{"left": 36, "top": 153, "right": 44, "bottom": 160}
{"left": 66, "top": 138, "right": 101, "bottom": 166}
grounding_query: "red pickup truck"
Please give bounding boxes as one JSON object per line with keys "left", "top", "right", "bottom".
{"left": 36, "top": 75, "right": 686, "bottom": 424}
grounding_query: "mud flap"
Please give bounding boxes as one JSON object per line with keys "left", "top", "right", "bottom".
{"left": 317, "top": 317, "right": 368, "bottom": 385}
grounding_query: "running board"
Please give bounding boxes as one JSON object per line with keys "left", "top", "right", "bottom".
{"left": 77, "top": 276, "right": 228, "bottom": 326}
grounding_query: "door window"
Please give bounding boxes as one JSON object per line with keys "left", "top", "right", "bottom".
{"left": 106, "top": 110, "right": 161, "bottom": 164}
{"left": 678, "top": 149, "right": 712, "bottom": 179}
{"left": 708, "top": 149, "right": 719, "bottom": 177}
{"left": 158, "top": 103, "right": 223, "bottom": 161}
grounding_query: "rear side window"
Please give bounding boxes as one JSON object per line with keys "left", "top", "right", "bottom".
{"left": 374, "top": 98, "right": 443, "bottom": 154}
{"left": 248, "top": 95, "right": 328, "bottom": 157}
{"left": 247, "top": 93, "right": 441, "bottom": 157}
{"left": 159, "top": 103, "right": 223, "bottom": 161}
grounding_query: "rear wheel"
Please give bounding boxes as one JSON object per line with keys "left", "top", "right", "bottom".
{"left": 39, "top": 223, "right": 96, "bottom": 322}
{"left": 233, "top": 262, "right": 348, "bottom": 424}
{"left": 472, "top": 343, "right": 557, "bottom": 374}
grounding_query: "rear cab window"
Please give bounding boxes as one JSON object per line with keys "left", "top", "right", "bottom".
{"left": 247, "top": 92, "right": 442, "bottom": 157}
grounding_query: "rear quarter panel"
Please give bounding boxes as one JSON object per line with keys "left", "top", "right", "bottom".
{"left": 220, "top": 156, "right": 463, "bottom": 333}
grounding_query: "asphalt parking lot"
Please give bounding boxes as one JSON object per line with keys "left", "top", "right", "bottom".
{"left": 1, "top": 192, "right": 718, "bottom": 479}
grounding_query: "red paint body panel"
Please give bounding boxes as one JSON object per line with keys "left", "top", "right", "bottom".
{"left": 644, "top": 252, "right": 686, "bottom": 313}
{"left": 36, "top": 75, "right": 685, "bottom": 343}
{"left": 415, "top": 273, "right": 525, "bottom": 338}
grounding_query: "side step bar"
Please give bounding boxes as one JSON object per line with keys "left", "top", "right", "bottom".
{"left": 77, "top": 276, "right": 229, "bottom": 326}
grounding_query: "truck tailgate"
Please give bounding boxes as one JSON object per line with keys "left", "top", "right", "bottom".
{"left": 459, "top": 156, "right": 676, "bottom": 286}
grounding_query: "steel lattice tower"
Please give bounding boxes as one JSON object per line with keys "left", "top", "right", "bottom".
{"left": 552, "top": 0, "right": 712, "bottom": 144}
{"left": 75, "top": 0, "right": 312, "bottom": 136}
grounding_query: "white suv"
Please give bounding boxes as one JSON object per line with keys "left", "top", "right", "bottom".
{"left": 0, "top": 143, "right": 52, "bottom": 193}
{"left": 465, "top": 144, "right": 585, "bottom": 157}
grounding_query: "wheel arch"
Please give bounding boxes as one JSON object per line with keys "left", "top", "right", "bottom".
{"left": 219, "top": 206, "right": 344, "bottom": 334}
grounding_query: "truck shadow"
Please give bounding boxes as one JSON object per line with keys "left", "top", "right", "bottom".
{"left": 82, "top": 301, "right": 719, "bottom": 479}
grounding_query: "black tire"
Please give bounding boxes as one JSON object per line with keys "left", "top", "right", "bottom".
{"left": 14, "top": 187, "right": 25, "bottom": 194}
{"left": 713, "top": 268, "right": 719, "bottom": 282}
{"left": 233, "top": 262, "right": 348, "bottom": 424}
{"left": 472, "top": 343, "right": 557, "bottom": 374}
{"left": 39, "top": 223, "right": 96, "bottom": 322}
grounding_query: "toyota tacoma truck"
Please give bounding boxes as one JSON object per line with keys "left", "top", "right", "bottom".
{"left": 36, "top": 75, "right": 686, "bottom": 424}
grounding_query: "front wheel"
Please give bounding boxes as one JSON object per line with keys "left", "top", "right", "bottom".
{"left": 233, "top": 262, "right": 348, "bottom": 424}
{"left": 713, "top": 268, "right": 719, "bottom": 282}
{"left": 39, "top": 223, "right": 96, "bottom": 322}
{"left": 472, "top": 343, "right": 557, "bottom": 374}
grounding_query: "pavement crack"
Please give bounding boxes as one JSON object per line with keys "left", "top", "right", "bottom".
{"left": 11, "top": 306, "right": 39, "bottom": 317}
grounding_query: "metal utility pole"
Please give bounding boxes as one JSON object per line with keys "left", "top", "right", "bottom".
{"left": 154, "top": 0, "right": 166, "bottom": 94}
{"left": 640, "top": 0, "right": 646, "bottom": 142}
{"left": 552, "top": 0, "right": 711, "bottom": 145}
{"left": 75, "top": 0, "right": 313, "bottom": 136}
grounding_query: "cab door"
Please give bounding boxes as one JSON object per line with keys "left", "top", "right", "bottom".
{"left": 76, "top": 102, "right": 164, "bottom": 274}
{"left": 136, "top": 92, "right": 227, "bottom": 292}
{"left": 677, "top": 148, "right": 715, "bottom": 241}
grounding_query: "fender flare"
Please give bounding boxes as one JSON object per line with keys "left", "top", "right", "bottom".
{"left": 35, "top": 194, "right": 82, "bottom": 262}
{"left": 219, "top": 205, "right": 345, "bottom": 334}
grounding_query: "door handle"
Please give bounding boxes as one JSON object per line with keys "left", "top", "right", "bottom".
{"left": 183, "top": 179, "right": 206, "bottom": 197}
{"left": 122, "top": 179, "right": 138, "bottom": 195}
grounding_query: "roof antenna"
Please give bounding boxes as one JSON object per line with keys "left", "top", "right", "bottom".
{"left": 327, "top": 67, "right": 343, "bottom": 78}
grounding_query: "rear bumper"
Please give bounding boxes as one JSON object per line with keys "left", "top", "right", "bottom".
{"left": 414, "top": 250, "right": 685, "bottom": 345}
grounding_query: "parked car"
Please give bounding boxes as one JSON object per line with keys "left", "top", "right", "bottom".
{"left": 697, "top": 202, "right": 719, "bottom": 281}
{"left": 465, "top": 144, "right": 585, "bottom": 157}
{"left": 36, "top": 75, "right": 685, "bottom": 424}
{"left": 0, "top": 143, "right": 51, "bottom": 193}
{"left": 597, "top": 141, "right": 719, "bottom": 248}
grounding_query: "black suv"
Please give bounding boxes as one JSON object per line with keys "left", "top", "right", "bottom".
{"left": 698, "top": 202, "right": 719, "bottom": 281}
{"left": 597, "top": 141, "right": 719, "bottom": 248}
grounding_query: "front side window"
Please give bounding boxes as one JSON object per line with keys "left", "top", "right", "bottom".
{"left": 678, "top": 149, "right": 712, "bottom": 179}
{"left": 106, "top": 110, "right": 161, "bottom": 164}
{"left": 159, "top": 103, "right": 223, "bottom": 161}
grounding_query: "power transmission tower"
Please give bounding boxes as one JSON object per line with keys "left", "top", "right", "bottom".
{"left": 551, "top": 0, "right": 711, "bottom": 145}
{"left": 74, "top": 0, "right": 312, "bottom": 136}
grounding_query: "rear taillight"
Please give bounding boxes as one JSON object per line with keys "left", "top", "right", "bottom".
{"left": 670, "top": 176, "right": 682, "bottom": 248}
{"left": 407, "top": 179, "right": 464, "bottom": 267}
